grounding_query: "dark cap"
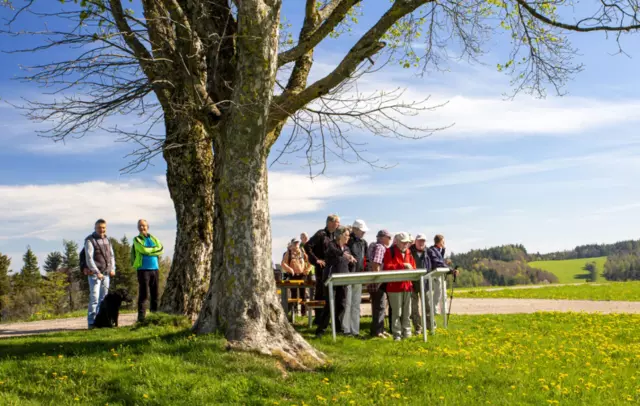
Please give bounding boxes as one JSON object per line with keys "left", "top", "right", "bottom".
{"left": 376, "top": 229, "right": 391, "bottom": 238}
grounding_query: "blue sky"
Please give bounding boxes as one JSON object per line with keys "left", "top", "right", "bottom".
{"left": 1, "top": 1, "right": 640, "bottom": 272}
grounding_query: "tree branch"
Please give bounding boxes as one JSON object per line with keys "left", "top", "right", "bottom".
{"left": 108, "top": 0, "right": 156, "bottom": 76}
{"left": 515, "top": 0, "right": 640, "bottom": 32}
{"left": 271, "top": 0, "right": 432, "bottom": 125}
{"left": 277, "top": 0, "right": 361, "bottom": 67}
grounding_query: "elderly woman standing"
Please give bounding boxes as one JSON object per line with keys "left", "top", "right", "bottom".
{"left": 383, "top": 232, "right": 416, "bottom": 341}
{"left": 315, "top": 226, "right": 356, "bottom": 338}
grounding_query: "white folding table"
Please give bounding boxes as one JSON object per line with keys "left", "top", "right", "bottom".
{"left": 324, "top": 269, "right": 429, "bottom": 342}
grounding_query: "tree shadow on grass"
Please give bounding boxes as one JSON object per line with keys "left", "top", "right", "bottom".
{"left": 0, "top": 327, "right": 190, "bottom": 360}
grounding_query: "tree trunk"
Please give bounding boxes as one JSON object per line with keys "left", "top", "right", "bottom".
{"left": 193, "top": 150, "right": 324, "bottom": 369}
{"left": 193, "top": 0, "right": 324, "bottom": 369}
{"left": 159, "top": 117, "right": 214, "bottom": 319}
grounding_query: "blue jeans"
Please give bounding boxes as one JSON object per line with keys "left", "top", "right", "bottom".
{"left": 88, "top": 274, "right": 110, "bottom": 327}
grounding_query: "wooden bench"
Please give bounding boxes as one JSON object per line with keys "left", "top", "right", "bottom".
{"left": 303, "top": 300, "right": 326, "bottom": 328}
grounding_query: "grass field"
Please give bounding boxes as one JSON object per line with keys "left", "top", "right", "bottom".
{"left": 528, "top": 257, "right": 607, "bottom": 284}
{"left": 457, "top": 281, "right": 640, "bottom": 301}
{"left": 1, "top": 313, "right": 639, "bottom": 405}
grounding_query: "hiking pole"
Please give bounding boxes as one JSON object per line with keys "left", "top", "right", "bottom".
{"left": 447, "top": 267, "right": 458, "bottom": 321}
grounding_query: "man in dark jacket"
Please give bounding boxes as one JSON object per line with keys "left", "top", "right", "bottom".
{"left": 427, "top": 234, "right": 459, "bottom": 316}
{"left": 305, "top": 214, "right": 340, "bottom": 321}
{"left": 315, "top": 226, "right": 355, "bottom": 337}
{"left": 409, "top": 234, "right": 431, "bottom": 333}
{"left": 343, "top": 219, "right": 368, "bottom": 336}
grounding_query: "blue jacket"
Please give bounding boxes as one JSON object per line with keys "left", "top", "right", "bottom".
{"left": 427, "top": 245, "right": 449, "bottom": 271}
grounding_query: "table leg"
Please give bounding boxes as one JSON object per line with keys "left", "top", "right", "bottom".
{"left": 428, "top": 275, "right": 436, "bottom": 335}
{"left": 419, "top": 275, "right": 427, "bottom": 343}
{"left": 329, "top": 282, "right": 336, "bottom": 342}
{"left": 280, "top": 286, "right": 288, "bottom": 320}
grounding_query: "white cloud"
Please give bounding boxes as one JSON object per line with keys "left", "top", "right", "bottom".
{"left": 411, "top": 148, "right": 640, "bottom": 189}
{"left": 307, "top": 67, "right": 640, "bottom": 139}
{"left": 0, "top": 171, "right": 373, "bottom": 268}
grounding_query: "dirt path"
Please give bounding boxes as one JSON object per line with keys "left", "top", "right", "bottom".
{"left": 3, "top": 299, "right": 640, "bottom": 339}
{"left": 0, "top": 314, "right": 137, "bottom": 339}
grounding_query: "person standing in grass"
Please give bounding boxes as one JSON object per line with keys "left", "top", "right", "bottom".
{"left": 427, "top": 234, "right": 458, "bottom": 316}
{"left": 131, "top": 219, "right": 164, "bottom": 322}
{"left": 383, "top": 232, "right": 416, "bottom": 341}
{"left": 367, "top": 229, "right": 392, "bottom": 338}
{"left": 84, "top": 218, "right": 116, "bottom": 329}
{"left": 343, "top": 219, "right": 369, "bottom": 337}
{"left": 409, "top": 234, "right": 431, "bottom": 333}
{"left": 305, "top": 214, "right": 341, "bottom": 322}
{"left": 315, "top": 226, "right": 356, "bottom": 338}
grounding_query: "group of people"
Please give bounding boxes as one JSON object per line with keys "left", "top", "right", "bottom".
{"left": 83, "top": 218, "right": 164, "bottom": 329}
{"left": 280, "top": 214, "right": 458, "bottom": 341}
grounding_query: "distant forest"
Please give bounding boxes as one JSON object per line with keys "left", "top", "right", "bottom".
{"left": 450, "top": 239, "right": 640, "bottom": 287}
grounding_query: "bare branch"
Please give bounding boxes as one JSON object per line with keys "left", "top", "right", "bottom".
{"left": 277, "top": 0, "right": 361, "bottom": 67}
{"left": 516, "top": 0, "right": 640, "bottom": 32}
{"left": 271, "top": 0, "right": 432, "bottom": 125}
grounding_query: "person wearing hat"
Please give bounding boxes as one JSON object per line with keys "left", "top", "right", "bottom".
{"left": 382, "top": 232, "right": 416, "bottom": 341}
{"left": 281, "top": 237, "right": 313, "bottom": 316}
{"left": 342, "top": 219, "right": 369, "bottom": 337}
{"left": 367, "top": 229, "right": 392, "bottom": 338}
{"left": 409, "top": 233, "right": 431, "bottom": 333}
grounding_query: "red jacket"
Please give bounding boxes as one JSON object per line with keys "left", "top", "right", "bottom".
{"left": 382, "top": 246, "right": 416, "bottom": 292}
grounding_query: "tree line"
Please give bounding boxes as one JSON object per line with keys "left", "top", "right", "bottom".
{"left": 0, "top": 238, "right": 170, "bottom": 322}
{"left": 450, "top": 239, "right": 640, "bottom": 286}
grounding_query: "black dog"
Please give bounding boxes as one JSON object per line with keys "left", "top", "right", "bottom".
{"left": 93, "top": 288, "right": 133, "bottom": 328}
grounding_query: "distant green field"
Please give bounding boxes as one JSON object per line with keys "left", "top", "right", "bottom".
{"left": 458, "top": 281, "right": 640, "bottom": 301}
{"left": 529, "top": 257, "right": 608, "bottom": 284}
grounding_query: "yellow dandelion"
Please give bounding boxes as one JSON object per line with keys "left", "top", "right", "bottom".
{"left": 74, "top": 397, "right": 80, "bottom": 401}
{"left": 81, "top": 370, "right": 86, "bottom": 375}
{"left": 143, "top": 394, "right": 149, "bottom": 399}
{"left": 511, "top": 385, "right": 516, "bottom": 390}
{"left": 58, "top": 355, "right": 63, "bottom": 359}
{"left": 467, "top": 385, "right": 473, "bottom": 390}
{"left": 439, "top": 396, "right": 445, "bottom": 400}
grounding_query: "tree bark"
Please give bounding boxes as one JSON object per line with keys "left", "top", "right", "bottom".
{"left": 159, "top": 117, "right": 214, "bottom": 319}
{"left": 193, "top": 0, "right": 324, "bottom": 369}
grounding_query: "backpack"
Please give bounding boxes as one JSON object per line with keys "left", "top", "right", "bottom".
{"left": 79, "top": 247, "right": 87, "bottom": 270}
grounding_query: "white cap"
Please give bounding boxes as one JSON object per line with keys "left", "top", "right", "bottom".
{"left": 395, "top": 231, "right": 412, "bottom": 243}
{"left": 351, "top": 219, "right": 369, "bottom": 232}
{"left": 415, "top": 233, "right": 427, "bottom": 241}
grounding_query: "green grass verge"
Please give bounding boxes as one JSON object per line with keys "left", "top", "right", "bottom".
{"left": 529, "top": 257, "right": 607, "bottom": 284}
{"left": 1, "top": 312, "right": 639, "bottom": 405}
{"left": 457, "top": 281, "right": 640, "bottom": 301}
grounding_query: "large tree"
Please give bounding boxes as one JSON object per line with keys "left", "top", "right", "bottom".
{"left": 4, "top": 0, "right": 640, "bottom": 365}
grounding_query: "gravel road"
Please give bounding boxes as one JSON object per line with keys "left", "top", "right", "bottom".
{"left": 3, "top": 298, "right": 639, "bottom": 339}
